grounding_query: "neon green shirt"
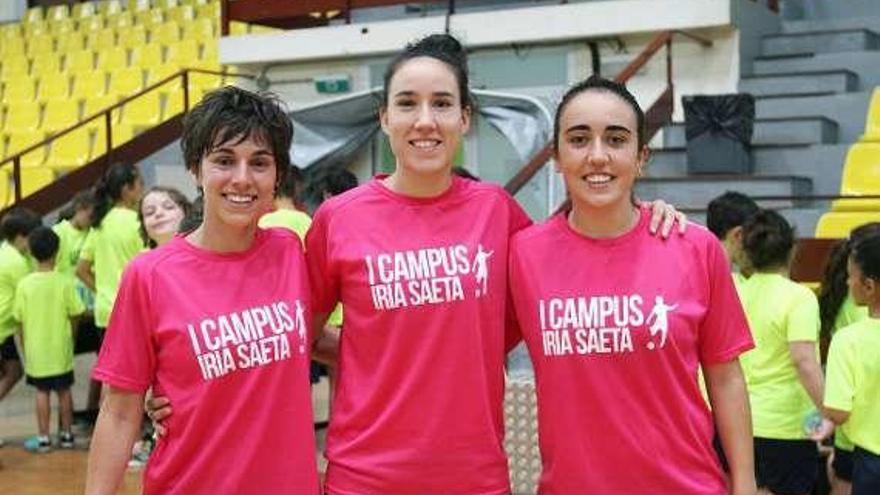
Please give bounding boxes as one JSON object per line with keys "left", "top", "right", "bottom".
{"left": 84, "top": 207, "right": 144, "bottom": 327}
{"left": 259, "top": 209, "right": 312, "bottom": 244}
{"left": 53, "top": 220, "right": 89, "bottom": 277}
{"left": 825, "top": 317, "right": 880, "bottom": 455}
{"left": 0, "top": 242, "right": 32, "bottom": 341}
{"left": 13, "top": 271, "right": 84, "bottom": 377}
{"left": 830, "top": 294, "right": 869, "bottom": 450}
{"left": 739, "top": 272, "right": 820, "bottom": 440}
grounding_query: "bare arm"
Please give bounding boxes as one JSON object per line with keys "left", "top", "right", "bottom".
{"left": 824, "top": 407, "right": 851, "bottom": 426}
{"left": 77, "top": 259, "right": 96, "bottom": 292}
{"left": 85, "top": 386, "right": 145, "bottom": 495}
{"left": 311, "top": 312, "right": 338, "bottom": 367}
{"left": 789, "top": 341, "right": 825, "bottom": 409}
{"left": 704, "top": 359, "right": 757, "bottom": 495}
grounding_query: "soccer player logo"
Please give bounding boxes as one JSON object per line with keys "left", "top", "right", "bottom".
{"left": 645, "top": 295, "right": 677, "bottom": 350}
{"left": 472, "top": 244, "right": 494, "bottom": 297}
{"left": 295, "top": 300, "right": 307, "bottom": 354}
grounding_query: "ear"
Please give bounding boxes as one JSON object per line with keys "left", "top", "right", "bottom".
{"left": 729, "top": 225, "right": 744, "bottom": 244}
{"left": 865, "top": 277, "right": 878, "bottom": 299}
{"left": 379, "top": 106, "right": 390, "bottom": 136}
{"left": 636, "top": 144, "right": 650, "bottom": 173}
{"left": 460, "top": 105, "right": 472, "bottom": 134}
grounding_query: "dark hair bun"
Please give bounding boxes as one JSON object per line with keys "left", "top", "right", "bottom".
{"left": 742, "top": 209, "right": 794, "bottom": 270}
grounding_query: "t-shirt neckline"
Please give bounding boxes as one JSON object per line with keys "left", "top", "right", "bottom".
{"left": 556, "top": 205, "right": 649, "bottom": 246}
{"left": 173, "top": 227, "right": 270, "bottom": 261}
{"left": 369, "top": 174, "right": 465, "bottom": 206}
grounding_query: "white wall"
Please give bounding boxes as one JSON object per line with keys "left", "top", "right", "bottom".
{"left": 0, "top": 0, "right": 26, "bottom": 23}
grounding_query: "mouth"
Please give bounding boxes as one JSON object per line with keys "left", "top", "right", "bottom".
{"left": 222, "top": 192, "right": 258, "bottom": 206}
{"left": 582, "top": 173, "right": 615, "bottom": 188}
{"left": 409, "top": 139, "right": 442, "bottom": 151}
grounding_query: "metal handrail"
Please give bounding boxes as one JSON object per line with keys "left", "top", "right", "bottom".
{"left": 1, "top": 68, "right": 254, "bottom": 205}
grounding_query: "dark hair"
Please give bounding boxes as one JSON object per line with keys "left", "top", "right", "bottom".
{"left": 851, "top": 232, "right": 880, "bottom": 282}
{"left": 178, "top": 195, "right": 203, "bottom": 233}
{"left": 57, "top": 189, "right": 97, "bottom": 222}
{"left": 138, "top": 186, "right": 192, "bottom": 248}
{"left": 92, "top": 162, "right": 140, "bottom": 228}
{"left": 276, "top": 165, "right": 303, "bottom": 200}
{"left": 181, "top": 86, "right": 292, "bottom": 190}
{"left": 706, "top": 191, "right": 759, "bottom": 240}
{"left": 1, "top": 207, "right": 41, "bottom": 242}
{"left": 553, "top": 75, "right": 646, "bottom": 150}
{"left": 28, "top": 226, "right": 59, "bottom": 263}
{"left": 452, "top": 166, "right": 479, "bottom": 181}
{"left": 382, "top": 33, "right": 472, "bottom": 110}
{"left": 322, "top": 169, "right": 359, "bottom": 196}
{"left": 819, "top": 222, "right": 880, "bottom": 339}
{"left": 742, "top": 209, "right": 795, "bottom": 271}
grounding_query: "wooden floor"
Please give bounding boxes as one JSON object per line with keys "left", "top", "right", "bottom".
{"left": 0, "top": 353, "right": 330, "bottom": 494}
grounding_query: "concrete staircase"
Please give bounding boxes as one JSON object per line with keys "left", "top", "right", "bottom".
{"left": 638, "top": 8, "right": 880, "bottom": 233}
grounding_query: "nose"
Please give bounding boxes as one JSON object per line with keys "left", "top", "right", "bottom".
{"left": 414, "top": 102, "right": 437, "bottom": 130}
{"left": 230, "top": 159, "right": 252, "bottom": 184}
{"left": 586, "top": 139, "right": 610, "bottom": 167}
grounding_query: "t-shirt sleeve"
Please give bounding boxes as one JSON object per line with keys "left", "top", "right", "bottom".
{"left": 506, "top": 193, "right": 533, "bottom": 236}
{"left": 786, "top": 287, "right": 820, "bottom": 342}
{"left": 12, "top": 280, "right": 24, "bottom": 323}
{"left": 92, "top": 261, "right": 156, "bottom": 392}
{"left": 304, "top": 205, "right": 339, "bottom": 315}
{"left": 824, "top": 332, "right": 855, "bottom": 413}
{"left": 66, "top": 278, "right": 85, "bottom": 317}
{"left": 699, "top": 237, "right": 755, "bottom": 364}
{"left": 503, "top": 197, "right": 530, "bottom": 353}
{"left": 79, "top": 231, "right": 95, "bottom": 262}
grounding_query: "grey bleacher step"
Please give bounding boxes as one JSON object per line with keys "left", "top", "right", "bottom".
{"left": 739, "top": 70, "right": 857, "bottom": 98}
{"left": 755, "top": 91, "right": 873, "bottom": 143}
{"left": 661, "top": 117, "right": 838, "bottom": 148}
{"left": 782, "top": 17, "right": 880, "bottom": 35}
{"left": 648, "top": 144, "right": 848, "bottom": 192}
{"left": 761, "top": 29, "right": 880, "bottom": 57}
{"left": 752, "top": 51, "right": 880, "bottom": 88}
{"left": 635, "top": 175, "right": 812, "bottom": 211}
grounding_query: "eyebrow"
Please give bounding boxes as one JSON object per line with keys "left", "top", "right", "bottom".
{"left": 392, "top": 90, "right": 456, "bottom": 99}
{"left": 565, "top": 124, "right": 632, "bottom": 134}
{"left": 210, "top": 147, "right": 274, "bottom": 157}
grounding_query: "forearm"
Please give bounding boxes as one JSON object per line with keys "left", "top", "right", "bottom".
{"left": 85, "top": 388, "right": 145, "bottom": 495}
{"left": 311, "top": 312, "right": 338, "bottom": 366}
{"left": 705, "top": 360, "right": 756, "bottom": 494}
{"left": 77, "top": 260, "right": 96, "bottom": 292}
{"left": 791, "top": 343, "right": 825, "bottom": 409}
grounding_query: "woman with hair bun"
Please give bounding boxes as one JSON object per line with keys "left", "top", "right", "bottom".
{"left": 738, "top": 209, "right": 829, "bottom": 495}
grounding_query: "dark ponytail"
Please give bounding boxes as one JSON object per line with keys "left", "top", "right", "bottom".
{"left": 91, "top": 163, "right": 140, "bottom": 228}
{"left": 741, "top": 209, "right": 794, "bottom": 271}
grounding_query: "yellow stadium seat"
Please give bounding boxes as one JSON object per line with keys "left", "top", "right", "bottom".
{"left": 136, "top": 9, "right": 165, "bottom": 28}
{"left": 196, "top": 2, "right": 219, "bottom": 20}
{"left": 863, "top": 88, "right": 880, "bottom": 142}
{"left": 249, "top": 24, "right": 282, "bottom": 35}
{"left": 31, "top": 54, "right": 63, "bottom": 77}
{"left": 24, "top": 6, "right": 44, "bottom": 24}
{"left": 51, "top": 18, "right": 77, "bottom": 36}
{"left": 72, "top": 2, "right": 98, "bottom": 19}
{"left": 97, "top": 46, "right": 130, "bottom": 70}
{"left": 129, "top": 0, "right": 154, "bottom": 12}
{"left": 66, "top": 50, "right": 95, "bottom": 72}
{"left": 118, "top": 25, "right": 147, "bottom": 49}
{"left": 37, "top": 74, "right": 71, "bottom": 101}
{"left": 1, "top": 57, "right": 30, "bottom": 80}
{"left": 83, "top": 95, "right": 123, "bottom": 134}
{"left": 79, "top": 16, "right": 105, "bottom": 33}
{"left": 93, "top": 121, "right": 136, "bottom": 149}
{"left": 163, "top": 85, "right": 206, "bottom": 117}
{"left": 56, "top": 32, "right": 86, "bottom": 52}
{"left": 0, "top": 35, "right": 26, "bottom": 55}
{"left": 182, "top": 18, "right": 214, "bottom": 42}
{"left": 23, "top": 21, "right": 49, "bottom": 37}
{"left": 0, "top": 168, "right": 12, "bottom": 208}
{"left": 99, "top": 0, "right": 125, "bottom": 17}
{"left": 6, "top": 131, "right": 47, "bottom": 167}
{"left": 166, "top": 5, "right": 195, "bottom": 25}
{"left": 130, "top": 44, "right": 164, "bottom": 68}
{"left": 46, "top": 129, "right": 92, "bottom": 172}
{"left": 201, "top": 41, "right": 218, "bottom": 62}
{"left": 42, "top": 99, "right": 80, "bottom": 134}
{"left": 87, "top": 28, "right": 117, "bottom": 48}
{"left": 230, "top": 21, "right": 250, "bottom": 36}
{"left": 72, "top": 71, "right": 109, "bottom": 99}
{"left": 833, "top": 143, "right": 880, "bottom": 211}
{"left": 166, "top": 39, "right": 200, "bottom": 66}
{"left": 19, "top": 168, "right": 56, "bottom": 198}
{"left": 816, "top": 211, "right": 880, "bottom": 238}
{"left": 147, "top": 65, "right": 182, "bottom": 93}
{"left": 119, "top": 91, "right": 162, "bottom": 128}
{"left": 188, "top": 65, "right": 223, "bottom": 92}
{"left": 3, "top": 101, "right": 41, "bottom": 133}
{"left": 108, "top": 67, "right": 144, "bottom": 95}
{"left": 106, "top": 12, "right": 134, "bottom": 30}
{"left": 46, "top": 5, "right": 70, "bottom": 22}
{"left": 155, "top": 0, "right": 181, "bottom": 8}
{"left": 152, "top": 22, "right": 182, "bottom": 44}
{"left": 0, "top": 24, "right": 21, "bottom": 38}
{"left": 27, "top": 34, "right": 55, "bottom": 57}
{"left": 2, "top": 78, "right": 37, "bottom": 103}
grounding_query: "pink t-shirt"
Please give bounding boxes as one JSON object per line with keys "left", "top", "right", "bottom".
{"left": 306, "top": 176, "right": 532, "bottom": 495}
{"left": 508, "top": 209, "right": 754, "bottom": 495}
{"left": 93, "top": 228, "right": 319, "bottom": 495}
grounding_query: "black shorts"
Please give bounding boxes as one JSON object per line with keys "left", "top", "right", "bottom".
{"left": 0, "top": 335, "right": 19, "bottom": 361}
{"left": 833, "top": 446, "right": 855, "bottom": 482}
{"left": 754, "top": 437, "right": 819, "bottom": 494}
{"left": 26, "top": 371, "right": 74, "bottom": 392}
{"left": 853, "top": 447, "right": 880, "bottom": 495}
{"left": 74, "top": 318, "right": 103, "bottom": 354}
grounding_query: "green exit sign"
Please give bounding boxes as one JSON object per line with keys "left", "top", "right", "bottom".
{"left": 315, "top": 75, "right": 351, "bottom": 94}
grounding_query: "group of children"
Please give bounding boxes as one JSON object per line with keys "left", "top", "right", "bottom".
{"left": 708, "top": 191, "right": 880, "bottom": 495}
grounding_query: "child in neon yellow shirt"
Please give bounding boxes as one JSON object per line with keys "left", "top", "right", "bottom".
{"left": 14, "top": 227, "right": 85, "bottom": 452}
{"left": 825, "top": 233, "right": 880, "bottom": 495}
